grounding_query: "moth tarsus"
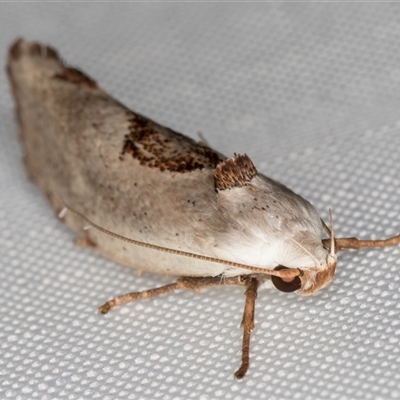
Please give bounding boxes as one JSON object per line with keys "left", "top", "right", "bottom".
{"left": 8, "top": 38, "right": 400, "bottom": 379}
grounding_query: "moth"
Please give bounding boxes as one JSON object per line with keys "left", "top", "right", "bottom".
{"left": 7, "top": 38, "right": 400, "bottom": 379}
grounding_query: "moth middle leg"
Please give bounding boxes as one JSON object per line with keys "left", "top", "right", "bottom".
{"left": 234, "top": 277, "right": 260, "bottom": 379}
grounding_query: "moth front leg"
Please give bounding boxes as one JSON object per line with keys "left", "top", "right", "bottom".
{"left": 322, "top": 233, "right": 400, "bottom": 251}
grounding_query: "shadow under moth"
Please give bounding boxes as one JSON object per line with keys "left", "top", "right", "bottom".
{"left": 7, "top": 38, "right": 400, "bottom": 378}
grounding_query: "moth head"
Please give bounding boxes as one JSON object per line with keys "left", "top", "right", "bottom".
{"left": 270, "top": 255, "right": 337, "bottom": 295}
{"left": 271, "top": 209, "right": 337, "bottom": 295}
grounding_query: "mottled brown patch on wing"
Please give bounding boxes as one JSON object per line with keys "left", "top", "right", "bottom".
{"left": 213, "top": 154, "right": 257, "bottom": 190}
{"left": 122, "top": 114, "right": 224, "bottom": 172}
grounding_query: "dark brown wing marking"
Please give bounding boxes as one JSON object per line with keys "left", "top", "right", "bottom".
{"left": 54, "top": 67, "right": 97, "bottom": 89}
{"left": 213, "top": 154, "right": 257, "bottom": 190}
{"left": 122, "top": 114, "right": 225, "bottom": 172}
{"left": 8, "top": 39, "right": 222, "bottom": 174}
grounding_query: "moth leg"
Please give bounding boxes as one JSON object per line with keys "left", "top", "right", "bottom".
{"left": 176, "top": 275, "right": 247, "bottom": 291}
{"left": 234, "top": 277, "right": 260, "bottom": 379}
{"left": 99, "top": 275, "right": 247, "bottom": 314}
{"left": 323, "top": 233, "right": 400, "bottom": 251}
{"left": 99, "top": 282, "right": 181, "bottom": 314}
{"left": 74, "top": 235, "right": 96, "bottom": 248}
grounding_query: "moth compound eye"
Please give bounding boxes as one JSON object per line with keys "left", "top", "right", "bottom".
{"left": 271, "top": 266, "right": 301, "bottom": 292}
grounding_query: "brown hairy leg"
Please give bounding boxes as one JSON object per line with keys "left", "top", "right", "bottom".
{"left": 99, "top": 275, "right": 263, "bottom": 378}
{"left": 98, "top": 275, "right": 250, "bottom": 313}
{"left": 234, "top": 277, "right": 260, "bottom": 379}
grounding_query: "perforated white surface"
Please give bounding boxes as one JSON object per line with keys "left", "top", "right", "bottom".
{"left": 1, "top": 4, "right": 400, "bottom": 400}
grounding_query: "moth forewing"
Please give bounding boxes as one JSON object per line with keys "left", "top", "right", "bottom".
{"left": 7, "top": 38, "right": 400, "bottom": 379}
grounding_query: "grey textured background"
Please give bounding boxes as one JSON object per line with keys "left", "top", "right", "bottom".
{"left": 1, "top": 3, "right": 400, "bottom": 400}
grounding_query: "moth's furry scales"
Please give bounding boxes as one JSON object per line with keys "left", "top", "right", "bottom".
{"left": 213, "top": 154, "right": 257, "bottom": 190}
{"left": 7, "top": 38, "right": 327, "bottom": 280}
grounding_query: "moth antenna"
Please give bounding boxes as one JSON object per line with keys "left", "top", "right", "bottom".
{"left": 56, "top": 196, "right": 301, "bottom": 279}
{"left": 321, "top": 218, "right": 331, "bottom": 236}
{"left": 283, "top": 232, "right": 322, "bottom": 267}
{"left": 329, "top": 208, "right": 336, "bottom": 255}
{"left": 326, "top": 208, "right": 337, "bottom": 267}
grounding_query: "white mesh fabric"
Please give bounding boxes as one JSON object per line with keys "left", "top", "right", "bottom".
{"left": 1, "top": 3, "right": 399, "bottom": 399}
